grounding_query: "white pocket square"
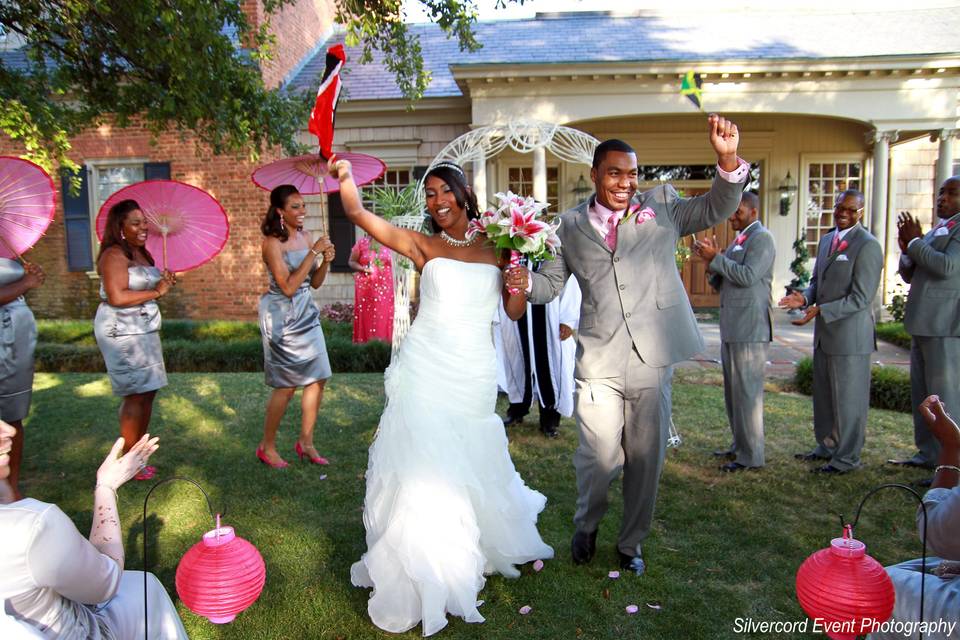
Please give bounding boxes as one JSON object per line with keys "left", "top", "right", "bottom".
{"left": 731, "top": 245, "right": 744, "bottom": 252}
{"left": 835, "top": 254, "right": 849, "bottom": 262}
{"left": 934, "top": 226, "right": 950, "bottom": 237}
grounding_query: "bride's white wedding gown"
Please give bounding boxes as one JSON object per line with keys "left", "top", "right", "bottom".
{"left": 351, "top": 257, "right": 554, "bottom": 636}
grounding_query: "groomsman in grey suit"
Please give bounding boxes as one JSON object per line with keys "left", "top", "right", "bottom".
{"left": 506, "top": 114, "right": 748, "bottom": 575}
{"left": 694, "top": 191, "right": 775, "bottom": 471}
{"left": 780, "top": 190, "right": 883, "bottom": 474}
{"left": 891, "top": 176, "right": 960, "bottom": 471}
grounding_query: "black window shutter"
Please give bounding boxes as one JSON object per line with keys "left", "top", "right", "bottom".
{"left": 143, "top": 162, "right": 171, "bottom": 180}
{"left": 412, "top": 165, "right": 428, "bottom": 181}
{"left": 61, "top": 167, "right": 93, "bottom": 272}
{"left": 326, "top": 193, "right": 354, "bottom": 273}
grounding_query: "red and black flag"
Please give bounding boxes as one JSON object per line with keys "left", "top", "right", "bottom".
{"left": 308, "top": 44, "right": 346, "bottom": 160}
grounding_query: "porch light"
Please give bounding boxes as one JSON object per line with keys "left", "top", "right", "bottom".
{"left": 778, "top": 171, "right": 798, "bottom": 216}
{"left": 572, "top": 174, "right": 592, "bottom": 200}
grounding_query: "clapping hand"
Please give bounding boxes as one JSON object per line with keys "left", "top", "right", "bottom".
{"left": 96, "top": 434, "right": 160, "bottom": 491}
{"left": 790, "top": 305, "right": 819, "bottom": 326}
{"left": 778, "top": 290, "right": 806, "bottom": 310}
{"left": 694, "top": 235, "right": 719, "bottom": 261}
{"left": 708, "top": 114, "right": 740, "bottom": 168}
{"left": 897, "top": 211, "right": 923, "bottom": 247}
{"left": 919, "top": 395, "right": 960, "bottom": 450}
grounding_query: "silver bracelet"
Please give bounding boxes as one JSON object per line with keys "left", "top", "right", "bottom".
{"left": 310, "top": 248, "right": 321, "bottom": 257}
{"left": 934, "top": 464, "right": 960, "bottom": 474}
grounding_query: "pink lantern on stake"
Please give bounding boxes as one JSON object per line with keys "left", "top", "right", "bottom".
{"left": 175, "top": 515, "right": 266, "bottom": 624}
{"left": 795, "top": 526, "right": 895, "bottom": 640}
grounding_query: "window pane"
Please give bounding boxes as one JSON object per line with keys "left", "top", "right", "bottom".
{"left": 97, "top": 165, "right": 144, "bottom": 205}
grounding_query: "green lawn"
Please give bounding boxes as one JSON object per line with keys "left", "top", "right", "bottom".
{"left": 20, "top": 372, "right": 929, "bottom": 639}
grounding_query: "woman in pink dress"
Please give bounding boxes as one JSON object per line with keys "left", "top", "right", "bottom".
{"left": 348, "top": 235, "right": 394, "bottom": 343}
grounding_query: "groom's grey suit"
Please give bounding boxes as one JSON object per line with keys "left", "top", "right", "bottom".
{"left": 530, "top": 172, "right": 746, "bottom": 557}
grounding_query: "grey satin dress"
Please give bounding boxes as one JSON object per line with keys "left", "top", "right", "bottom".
{"left": 259, "top": 249, "right": 332, "bottom": 388}
{"left": 94, "top": 265, "right": 168, "bottom": 397}
{"left": 0, "top": 258, "right": 37, "bottom": 422}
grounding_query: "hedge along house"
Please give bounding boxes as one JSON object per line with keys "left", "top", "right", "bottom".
{"left": 289, "top": 6, "right": 960, "bottom": 308}
{"left": 0, "top": 0, "right": 339, "bottom": 320}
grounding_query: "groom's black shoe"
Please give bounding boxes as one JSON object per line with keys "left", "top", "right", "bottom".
{"left": 571, "top": 529, "right": 598, "bottom": 565}
{"left": 617, "top": 550, "right": 646, "bottom": 576}
{"left": 502, "top": 413, "right": 525, "bottom": 427}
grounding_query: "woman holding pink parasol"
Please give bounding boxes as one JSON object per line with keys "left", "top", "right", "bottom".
{"left": 0, "top": 258, "right": 44, "bottom": 499}
{"left": 0, "top": 156, "right": 55, "bottom": 499}
{"left": 94, "top": 200, "right": 176, "bottom": 480}
{"left": 256, "top": 185, "right": 336, "bottom": 468}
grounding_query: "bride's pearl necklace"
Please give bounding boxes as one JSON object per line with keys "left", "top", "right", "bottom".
{"left": 440, "top": 231, "right": 476, "bottom": 248}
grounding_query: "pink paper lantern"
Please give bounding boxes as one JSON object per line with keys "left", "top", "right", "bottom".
{"left": 795, "top": 527, "right": 895, "bottom": 640}
{"left": 175, "top": 520, "right": 266, "bottom": 624}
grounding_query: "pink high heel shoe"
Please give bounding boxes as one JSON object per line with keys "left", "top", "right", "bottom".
{"left": 295, "top": 442, "right": 329, "bottom": 465}
{"left": 256, "top": 447, "right": 289, "bottom": 469}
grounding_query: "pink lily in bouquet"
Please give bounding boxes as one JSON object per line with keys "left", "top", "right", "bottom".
{"left": 465, "top": 190, "right": 561, "bottom": 292}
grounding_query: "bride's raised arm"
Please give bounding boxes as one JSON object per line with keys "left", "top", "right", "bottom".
{"left": 331, "top": 160, "right": 427, "bottom": 269}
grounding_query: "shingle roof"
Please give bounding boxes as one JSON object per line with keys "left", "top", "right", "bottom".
{"left": 288, "top": 8, "right": 960, "bottom": 100}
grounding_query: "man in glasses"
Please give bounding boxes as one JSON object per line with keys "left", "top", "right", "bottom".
{"left": 779, "top": 189, "right": 883, "bottom": 474}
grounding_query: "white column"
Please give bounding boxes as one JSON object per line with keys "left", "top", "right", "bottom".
{"left": 870, "top": 129, "right": 897, "bottom": 313}
{"left": 472, "top": 154, "right": 487, "bottom": 209}
{"left": 533, "top": 146, "right": 547, "bottom": 203}
{"left": 936, "top": 129, "right": 957, "bottom": 188}
{"left": 883, "top": 146, "right": 900, "bottom": 305}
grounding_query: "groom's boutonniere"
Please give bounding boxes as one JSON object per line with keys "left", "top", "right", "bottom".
{"left": 619, "top": 204, "right": 656, "bottom": 226}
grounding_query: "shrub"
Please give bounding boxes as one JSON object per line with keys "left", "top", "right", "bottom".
{"left": 886, "top": 283, "right": 907, "bottom": 323}
{"left": 34, "top": 319, "right": 386, "bottom": 373}
{"left": 793, "top": 357, "right": 910, "bottom": 413}
{"left": 875, "top": 322, "right": 911, "bottom": 350}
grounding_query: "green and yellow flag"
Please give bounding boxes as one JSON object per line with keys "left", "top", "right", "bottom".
{"left": 680, "top": 71, "right": 703, "bottom": 110}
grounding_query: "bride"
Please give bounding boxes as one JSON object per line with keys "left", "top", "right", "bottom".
{"left": 331, "top": 158, "right": 554, "bottom": 636}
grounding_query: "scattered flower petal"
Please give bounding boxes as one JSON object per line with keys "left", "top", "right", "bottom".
{"left": 608, "top": 570, "right": 620, "bottom": 579}
{"left": 646, "top": 601, "right": 662, "bottom": 610}
{"left": 533, "top": 559, "right": 544, "bottom": 572}
{"left": 519, "top": 605, "right": 532, "bottom": 615}
{"left": 319, "top": 474, "right": 327, "bottom": 480}
{"left": 625, "top": 605, "right": 639, "bottom": 614}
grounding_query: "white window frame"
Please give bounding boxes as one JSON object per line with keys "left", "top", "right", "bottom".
{"left": 505, "top": 165, "right": 561, "bottom": 213}
{"left": 85, "top": 158, "right": 148, "bottom": 271}
{"left": 798, "top": 153, "right": 869, "bottom": 259}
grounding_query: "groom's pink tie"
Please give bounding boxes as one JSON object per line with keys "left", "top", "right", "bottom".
{"left": 829, "top": 233, "right": 840, "bottom": 254}
{"left": 604, "top": 212, "right": 621, "bottom": 251}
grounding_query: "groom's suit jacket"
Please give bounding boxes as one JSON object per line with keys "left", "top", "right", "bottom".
{"left": 530, "top": 174, "right": 744, "bottom": 377}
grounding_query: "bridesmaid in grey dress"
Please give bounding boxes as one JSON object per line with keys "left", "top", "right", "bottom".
{"left": 94, "top": 199, "right": 176, "bottom": 481}
{"left": 0, "top": 257, "right": 44, "bottom": 499}
{"left": 257, "top": 185, "right": 335, "bottom": 468}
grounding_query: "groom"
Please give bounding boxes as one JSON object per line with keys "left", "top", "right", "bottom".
{"left": 516, "top": 114, "right": 747, "bottom": 575}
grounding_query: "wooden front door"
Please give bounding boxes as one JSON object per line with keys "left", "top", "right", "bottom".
{"left": 672, "top": 186, "right": 736, "bottom": 308}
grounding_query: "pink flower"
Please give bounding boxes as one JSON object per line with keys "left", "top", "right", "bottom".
{"left": 621, "top": 205, "right": 656, "bottom": 226}
{"left": 499, "top": 202, "right": 550, "bottom": 240}
{"left": 947, "top": 220, "right": 957, "bottom": 230}
{"left": 533, "top": 559, "right": 544, "bottom": 572}
{"left": 837, "top": 240, "right": 849, "bottom": 253}
{"left": 465, "top": 218, "right": 486, "bottom": 240}
{"left": 735, "top": 233, "right": 747, "bottom": 245}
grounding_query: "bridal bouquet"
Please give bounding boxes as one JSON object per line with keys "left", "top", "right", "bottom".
{"left": 467, "top": 190, "right": 561, "bottom": 260}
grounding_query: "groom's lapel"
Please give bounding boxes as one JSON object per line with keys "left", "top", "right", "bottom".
{"left": 574, "top": 197, "right": 610, "bottom": 253}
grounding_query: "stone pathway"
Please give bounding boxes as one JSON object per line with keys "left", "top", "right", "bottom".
{"left": 680, "top": 309, "right": 910, "bottom": 379}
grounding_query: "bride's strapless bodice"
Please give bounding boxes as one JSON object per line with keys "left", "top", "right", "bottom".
{"left": 414, "top": 258, "right": 501, "bottom": 329}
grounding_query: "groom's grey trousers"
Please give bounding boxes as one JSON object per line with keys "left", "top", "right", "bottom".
{"left": 573, "top": 342, "right": 672, "bottom": 556}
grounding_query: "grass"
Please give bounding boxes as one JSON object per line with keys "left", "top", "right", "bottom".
{"left": 20, "top": 372, "right": 929, "bottom": 640}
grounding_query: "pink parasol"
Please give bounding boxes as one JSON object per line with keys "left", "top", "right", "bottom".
{"left": 251, "top": 152, "right": 386, "bottom": 195}
{"left": 0, "top": 156, "right": 56, "bottom": 261}
{"left": 95, "top": 180, "right": 229, "bottom": 272}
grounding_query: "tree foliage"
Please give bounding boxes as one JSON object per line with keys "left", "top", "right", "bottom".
{"left": 0, "top": 0, "right": 310, "bottom": 177}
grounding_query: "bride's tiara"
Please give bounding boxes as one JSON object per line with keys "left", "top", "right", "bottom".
{"left": 428, "top": 161, "right": 466, "bottom": 178}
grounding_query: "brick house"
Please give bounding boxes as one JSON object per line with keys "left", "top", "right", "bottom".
{"left": 0, "top": 0, "right": 339, "bottom": 320}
